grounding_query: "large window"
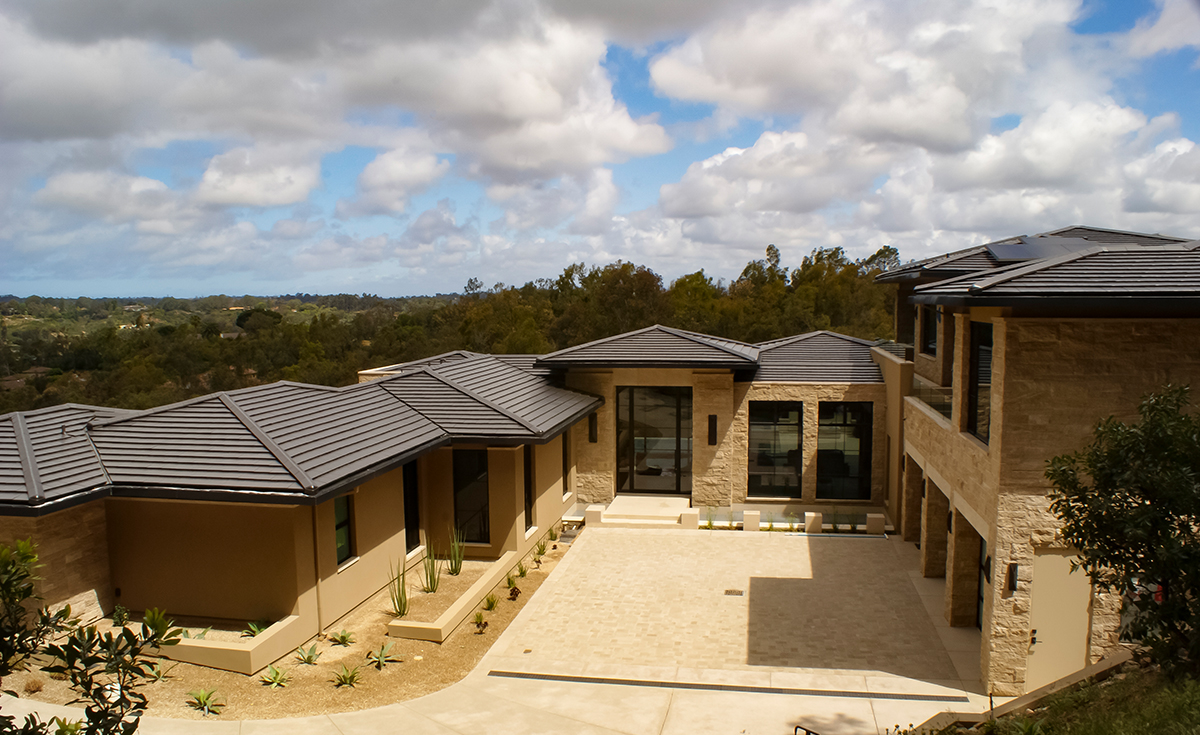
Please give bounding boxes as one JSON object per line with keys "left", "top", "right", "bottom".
{"left": 453, "top": 449, "right": 490, "bottom": 544}
{"left": 403, "top": 460, "right": 420, "bottom": 553}
{"left": 920, "top": 306, "right": 938, "bottom": 355}
{"left": 748, "top": 401, "right": 803, "bottom": 498}
{"left": 334, "top": 494, "right": 355, "bottom": 565}
{"left": 816, "top": 402, "right": 873, "bottom": 500}
{"left": 524, "top": 445, "right": 534, "bottom": 531}
{"left": 967, "top": 322, "right": 993, "bottom": 443}
{"left": 615, "top": 387, "right": 693, "bottom": 494}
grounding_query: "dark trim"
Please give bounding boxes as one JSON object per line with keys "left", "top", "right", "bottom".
{"left": 910, "top": 294, "right": 1200, "bottom": 315}
{"left": 535, "top": 359, "right": 752, "bottom": 369}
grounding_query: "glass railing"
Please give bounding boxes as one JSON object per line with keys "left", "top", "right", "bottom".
{"left": 911, "top": 376, "right": 953, "bottom": 421}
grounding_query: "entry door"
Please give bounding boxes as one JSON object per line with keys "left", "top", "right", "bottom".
{"left": 1026, "top": 549, "right": 1091, "bottom": 691}
{"left": 615, "top": 387, "right": 692, "bottom": 494}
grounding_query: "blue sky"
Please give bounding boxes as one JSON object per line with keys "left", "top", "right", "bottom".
{"left": 1, "top": 0, "right": 1198, "bottom": 298}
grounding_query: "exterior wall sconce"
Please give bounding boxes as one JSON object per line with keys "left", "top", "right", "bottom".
{"left": 1006, "top": 563, "right": 1019, "bottom": 591}
{"left": 708, "top": 415, "right": 718, "bottom": 445}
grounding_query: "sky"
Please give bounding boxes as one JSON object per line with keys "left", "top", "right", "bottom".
{"left": 1, "top": 0, "right": 1199, "bottom": 298}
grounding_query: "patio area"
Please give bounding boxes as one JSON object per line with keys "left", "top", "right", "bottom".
{"left": 485, "top": 526, "right": 983, "bottom": 692}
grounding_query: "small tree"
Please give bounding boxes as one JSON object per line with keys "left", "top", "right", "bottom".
{"left": 0, "top": 540, "right": 182, "bottom": 734}
{"left": 1046, "top": 385, "right": 1200, "bottom": 675}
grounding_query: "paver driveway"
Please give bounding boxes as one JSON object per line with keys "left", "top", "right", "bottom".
{"left": 489, "top": 527, "right": 963, "bottom": 683}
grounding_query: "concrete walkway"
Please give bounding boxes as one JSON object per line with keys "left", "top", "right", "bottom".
{"left": 1, "top": 528, "right": 994, "bottom": 734}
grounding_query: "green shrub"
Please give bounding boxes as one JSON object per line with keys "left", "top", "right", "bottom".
{"left": 547, "top": 525, "right": 559, "bottom": 541}
{"left": 535, "top": 539, "right": 547, "bottom": 556}
{"left": 331, "top": 664, "right": 362, "bottom": 688}
{"left": 241, "top": 619, "right": 269, "bottom": 637}
{"left": 295, "top": 643, "right": 321, "bottom": 665}
{"left": 110, "top": 604, "right": 129, "bottom": 627}
{"left": 505, "top": 573, "right": 516, "bottom": 589}
{"left": 259, "top": 665, "right": 290, "bottom": 689}
{"left": 517, "top": 561, "right": 528, "bottom": 578}
{"left": 186, "top": 688, "right": 224, "bottom": 716}
{"left": 146, "top": 661, "right": 177, "bottom": 683}
{"left": 473, "top": 611, "right": 488, "bottom": 634}
{"left": 446, "top": 526, "right": 465, "bottom": 576}
{"left": 388, "top": 560, "right": 409, "bottom": 618}
{"left": 483, "top": 593, "right": 498, "bottom": 611}
{"left": 422, "top": 554, "right": 441, "bottom": 593}
{"left": 365, "top": 642, "right": 399, "bottom": 670}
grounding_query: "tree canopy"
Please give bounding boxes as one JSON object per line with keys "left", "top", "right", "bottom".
{"left": 1046, "top": 385, "right": 1200, "bottom": 675}
{"left": 0, "top": 244, "right": 899, "bottom": 414}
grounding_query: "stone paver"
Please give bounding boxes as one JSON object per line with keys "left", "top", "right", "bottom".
{"left": 2, "top": 525, "right": 995, "bottom": 734}
{"left": 492, "top": 527, "right": 960, "bottom": 682}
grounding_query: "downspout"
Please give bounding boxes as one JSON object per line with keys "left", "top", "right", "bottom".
{"left": 310, "top": 505, "right": 325, "bottom": 632}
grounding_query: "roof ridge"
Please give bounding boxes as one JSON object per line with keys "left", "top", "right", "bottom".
{"left": 10, "top": 413, "right": 43, "bottom": 502}
{"left": 217, "top": 394, "right": 316, "bottom": 491}
{"left": 364, "top": 379, "right": 447, "bottom": 434}
{"left": 655, "top": 325, "right": 759, "bottom": 359}
{"left": 538, "top": 325, "right": 662, "bottom": 360}
{"left": 1041, "top": 225, "right": 1190, "bottom": 242}
{"left": 423, "top": 365, "right": 540, "bottom": 432}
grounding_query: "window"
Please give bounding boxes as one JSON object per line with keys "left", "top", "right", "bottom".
{"left": 334, "top": 494, "right": 355, "bottom": 565}
{"left": 561, "top": 427, "right": 572, "bottom": 496}
{"left": 920, "top": 306, "right": 938, "bottom": 355}
{"left": 816, "top": 402, "right": 873, "bottom": 500}
{"left": 748, "top": 401, "right": 803, "bottom": 498}
{"left": 403, "top": 460, "right": 420, "bottom": 553}
{"left": 967, "top": 322, "right": 993, "bottom": 443}
{"left": 453, "top": 449, "right": 490, "bottom": 544}
{"left": 523, "top": 445, "right": 534, "bottom": 531}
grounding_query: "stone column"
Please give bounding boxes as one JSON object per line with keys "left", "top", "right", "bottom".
{"left": 902, "top": 455, "right": 924, "bottom": 543}
{"left": 944, "top": 508, "right": 981, "bottom": 627}
{"left": 920, "top": 479, "right": 949, "bottom": 578}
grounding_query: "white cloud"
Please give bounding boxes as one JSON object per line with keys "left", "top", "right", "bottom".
{"left": 1128, "top": 0, "right": 1200, "bottom": 57}
{"left": 660, "top": 130, "right": 892, "bottom": 218}
{"left": 487, "top": 168, "right": 618, "bottom": 233}
{"left": 34, "top": 171, "right": 213, "bottom": 234}
{"left": 336, "top": 145, "right": 449, "bottom": 218}
{"left": 196, "top": 144, "right": 324, "bottom": 207}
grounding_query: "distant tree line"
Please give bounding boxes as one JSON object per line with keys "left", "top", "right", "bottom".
{"left": 0, "top": 245, "right": 898, "bottom": 413}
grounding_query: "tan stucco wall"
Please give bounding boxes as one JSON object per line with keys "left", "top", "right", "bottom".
{"left": 731, "top": 382, "right": 888, "bottom": 507}
{"left": 422, "top": 431, "right": 580, "bottom": 562}
{"left": 313, "top": 467, "right": 411, "bottom": 626}
{"left": 107, "top": 498, "right": 309, "bottom": 624}
{"left": 0, "top": 500, "right": 113, "bottom": 621}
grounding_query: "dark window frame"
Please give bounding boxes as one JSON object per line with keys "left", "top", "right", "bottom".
{"left": 920, "top": 306, "right": 938, "bottom": 356}
{"left": 966, "top": 321, "right": 993, "bottom": 443}
{"left": 561, "top": 427, "right": 571, "bottom": 497}
{"left": 614, "top": 386, "right": 693, "bottom": 495}
{"left": 524, "top": 445, "right": 534, "bottom": 531}
{"left": 747, "top": 401, "right": 804, "bottom": 499}
{"left": 334, "top": 494, "right": 355, "bottom": 565}
{"left": 815, "top": 401, "right": 873, "bottom": 501}
{"left": 403, "top": 460, "right": 420, "bottom": 553}
{"left": 453, "top": 449, "right": 490, "bottom": 545}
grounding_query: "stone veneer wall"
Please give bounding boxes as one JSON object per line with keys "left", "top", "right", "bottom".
{"left": 567, "top": 368, "right": 741, "bottom": 506}
{"left": 731, "top": 382, "right": 887, "bottom": 506}
{"left": 0, "top": 500, "right": 113, "bottom": 622}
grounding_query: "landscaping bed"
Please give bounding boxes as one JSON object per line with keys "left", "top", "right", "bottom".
{"left": 8, "top": 539, "right": 568, "bottom": 721}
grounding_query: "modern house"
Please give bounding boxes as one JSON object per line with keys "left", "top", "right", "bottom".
{"left": 875, "top": 225, "right": 1200, "bottom": 695}
{"left": 0, "top": 329, "right": 889, "bottom": 673}
{"left": 1, "top": 224, "right": 1192, "bottom": 694}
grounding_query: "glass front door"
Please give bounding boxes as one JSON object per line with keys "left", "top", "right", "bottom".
{"left": 616, "top": 386, "right": 692, "bottom": 494}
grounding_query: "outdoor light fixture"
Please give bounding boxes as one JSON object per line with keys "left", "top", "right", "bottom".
{"left": 708, "top": 415, "right": 718, "bottom": 445}
{"left": 1006, "top": 563, "right": 1019, "bottom": 591}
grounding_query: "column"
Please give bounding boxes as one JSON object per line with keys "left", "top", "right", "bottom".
{"left": 920, "top": 479, "right": 949, "bottom": 578}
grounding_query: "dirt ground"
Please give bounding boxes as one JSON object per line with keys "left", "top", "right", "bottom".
{"left": 10, "top": 539, "right": 569, "bottom": 721}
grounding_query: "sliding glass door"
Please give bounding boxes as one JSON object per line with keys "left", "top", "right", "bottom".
{"left": 616, "top": 386, "right": 692, "bottom": 494}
